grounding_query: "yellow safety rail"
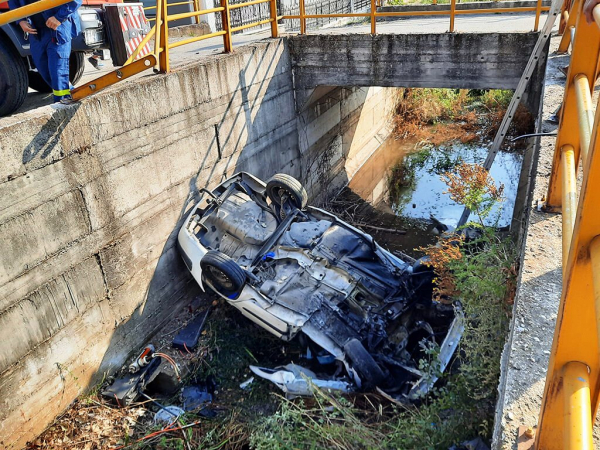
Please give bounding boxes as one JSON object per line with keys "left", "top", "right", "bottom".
{"left": 283, "top": 0, "right": 549, "bottom": 33}
{"left": 535, "top": 0, "right": 600, "bottom": 447}
{"left": 0, "top": 0, "right": 71, "bottom": 25}
{"left": 0, "top": 0, "right": 550, "bottom": 98}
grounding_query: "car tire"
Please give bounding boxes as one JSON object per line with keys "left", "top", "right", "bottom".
{"left": 343, "top": 338, "right": 385, "bottom": 388}
{"left": 266, "top": 174, "right": 308, "bottom": 209}
{"left": 0, "top": 40, "right": 28, "bottom": 116}
{"left": 28, "top": 52, "right": 86, "bottom": 93}
{"left": 200, "top": 250, "right": 246, "bottom": 297}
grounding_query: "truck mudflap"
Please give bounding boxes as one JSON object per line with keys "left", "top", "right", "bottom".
{"left": 104, "top": 3, "right": 151, "bottom": 65}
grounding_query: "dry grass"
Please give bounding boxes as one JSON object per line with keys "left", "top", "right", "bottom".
{"left": 393, "top": 88, "right": 532, "bottom": 148}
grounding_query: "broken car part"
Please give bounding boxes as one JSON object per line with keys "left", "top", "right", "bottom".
{"left": 172, "top": 308, "right": 211, "bottom": 352}
{"left": 129, "top": 344, "right": 156, "bottom": 373}
{"left": 101, "top": 356, "right": 162, "bottom": 406}
{"left": 250, "top": 364, "right": 353, "bottom": 398}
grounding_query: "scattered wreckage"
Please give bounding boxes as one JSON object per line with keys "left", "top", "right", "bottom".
{"left": 177, "top": 172, "right": 464, "bottom": 401}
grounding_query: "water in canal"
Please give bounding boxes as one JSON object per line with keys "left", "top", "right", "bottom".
{"left": 334, "top": 134, "right": 523, "bottom": 257}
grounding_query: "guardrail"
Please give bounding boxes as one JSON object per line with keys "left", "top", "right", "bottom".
{"left": 0, "top": 0, "right": 551, "bottom": 100}
{"left": 285, "top": 0, "right": 548, "bottom": 33}
{"left": 535, "top": 0, "right": 600, "bottom": 448}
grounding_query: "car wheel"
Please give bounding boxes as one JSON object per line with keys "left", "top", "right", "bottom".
{"left": 200, "top": 250, "right": 246, "bottom": 297}
{"left": 343, "top": 338, "right": 385, "bottom": 388}
{"left": 266, "top": 174, "right": 308, "bottom": 209}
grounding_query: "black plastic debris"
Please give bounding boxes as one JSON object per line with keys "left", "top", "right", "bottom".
{"left": 172, "top": 308, "right": 211, "bottom": 352}
{"left": 181, "top": 376, "right": 217, "bottom": 417}
{"left": 101, "top": 357, "right": 162, "bottom": 406}
{"left": 448, "top": 437, "right": 490, "bottom": 450}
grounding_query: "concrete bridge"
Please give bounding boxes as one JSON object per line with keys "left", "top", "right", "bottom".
{"left": 0, "top": 8, "right": 556, "bottom": 449}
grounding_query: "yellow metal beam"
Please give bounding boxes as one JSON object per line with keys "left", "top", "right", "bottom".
{"left": 71, "top": 55, "right": 156, "bottom": 101}
{"left": 545, "top": 1, "right": 600, "bottom": 210}
{"left": 220, "top": 0, "right": 232, "bottom": 52}
{"left": 534, "top": 0, "right": 542, "bottom": 30}
{"left": 561, "top": 145, "right": 577, "bottom": 269}
{"left": 591, "top": 237, "right": 600, "bottom": 367}
{"left": 563, "top": 362, "right": 593, "bottom": 450}
{"left": 370, "top": 0, "right": 376, "bottom": 34}
{"left": 230, "top": 17, "right": 272, "bottom": 32}
{"left": 167, "top": 6, "right": 223, "bottom": 22}
{"left": 558, "top": 0, "right": 582, "bottom": 53}
{"left": 450, "top": 0, "right": 456, "bottom": 31}
{"left": 536, "top": 64, "right": 600, "bottom": 450}
{"left": 269, "top": 0, "right": 279, "bottom": 38}
{"left": 167, "top": 30, "right": 226, "bottom": 49}
{"left": 0, "top": 0, "right": 71, "bottom": 25}
{"left": 299, "top": 0, "right": 306, "bottom": 34}
{"left": 158, "top": 0, "right": 170, "bottom": 72}
{"left": 124, "top": 25, "right": 156, "bottom": 66}
{"left": 574, "top": 74, "right": 594, "bottom": 166}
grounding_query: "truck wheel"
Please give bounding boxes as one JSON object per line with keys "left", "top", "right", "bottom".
{"left": 0, "top": 41, "right": 28, "bottom": 116}
{"left": 69, "top": 52, "right": 85, "bottom": 85}
{"left": 28, "top": 52, "right": 86, "bottom": 93}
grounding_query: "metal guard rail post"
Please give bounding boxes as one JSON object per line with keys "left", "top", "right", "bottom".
{"left": 535, "top": 1, "right": 600, "bottom": 448}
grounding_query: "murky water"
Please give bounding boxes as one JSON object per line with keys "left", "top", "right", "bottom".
{"left": 392, "top": 145, "right": 522, "bottom": 229}
{"left": 339, "top": 134, "right": 523, "bottom": 257}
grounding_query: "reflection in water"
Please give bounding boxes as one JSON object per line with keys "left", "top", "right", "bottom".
{"left": 348, "top": 136, "right": 523, "bottom": 230}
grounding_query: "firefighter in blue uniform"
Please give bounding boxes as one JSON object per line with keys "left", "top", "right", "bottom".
{"left": 10, "top": 0, "right": 82, "bottom": 102}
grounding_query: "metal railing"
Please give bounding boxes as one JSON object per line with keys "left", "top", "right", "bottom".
{"left": 534, "top": 0, "right": 600, "bottom": 447}
{"left": 284, "top": 0, "right": 549, "bottom": 33}
{"left": 0, "top": 0, "right": 551, "bottom": 100}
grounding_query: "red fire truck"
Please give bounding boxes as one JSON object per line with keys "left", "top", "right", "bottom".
{"left": 0, "top": 0, "right": 150, "bottom": 116}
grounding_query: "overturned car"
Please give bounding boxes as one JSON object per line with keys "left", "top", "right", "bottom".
{"left": 178, "top": 172, "right": 463, "bottom": 400}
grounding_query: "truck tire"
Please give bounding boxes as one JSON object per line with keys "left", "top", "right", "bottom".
{"left": 28, "top": 52, "right": 86, "bottom": 93}
{"left": 0, "top": 40, "right": 28, "bottom": 116}
{"left": 69, "top": 52, "right": 85, "bottom": 85}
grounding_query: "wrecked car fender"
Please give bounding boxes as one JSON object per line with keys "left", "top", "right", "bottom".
{"left": 177, "top": 221, "right": 208, "bottom": 291}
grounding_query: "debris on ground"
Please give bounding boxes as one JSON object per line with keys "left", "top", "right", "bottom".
{"left": 250, "top": 364, "right": 353, "bottom": 398}
{"left": 153, "top": 405, "right": 185, "bottom": 425}
{"left": 172, "top": 307, "right": 211, "bottom": 351}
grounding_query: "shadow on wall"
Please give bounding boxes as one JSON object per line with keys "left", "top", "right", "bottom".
{"left": 90, "top": 40, "right": 302, "bottom": 394}
{"left": 0, "top": 38, "right": 301, "bottom": 449}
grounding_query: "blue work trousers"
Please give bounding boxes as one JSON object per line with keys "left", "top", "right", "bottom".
{"left": 29, "top": 29, "right": 71, "bottom": 102}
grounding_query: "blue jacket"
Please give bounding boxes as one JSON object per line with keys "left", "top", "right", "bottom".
{"left": 9, "top": 0, "right": 82, "bottom": 44}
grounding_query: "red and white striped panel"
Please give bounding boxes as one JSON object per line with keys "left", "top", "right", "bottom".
{"left": 120, "top": 4, "right": 151, "bottom": 60}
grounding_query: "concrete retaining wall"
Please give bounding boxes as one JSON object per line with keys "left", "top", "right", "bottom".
{"left": 0, "top": 36, "right": 397, "bottom": 449}
{"left": 0, "top": 39, "right": 299, "bottom": 450}
{"left": 298, "top": 86, "right": 400, "bottom": 202}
